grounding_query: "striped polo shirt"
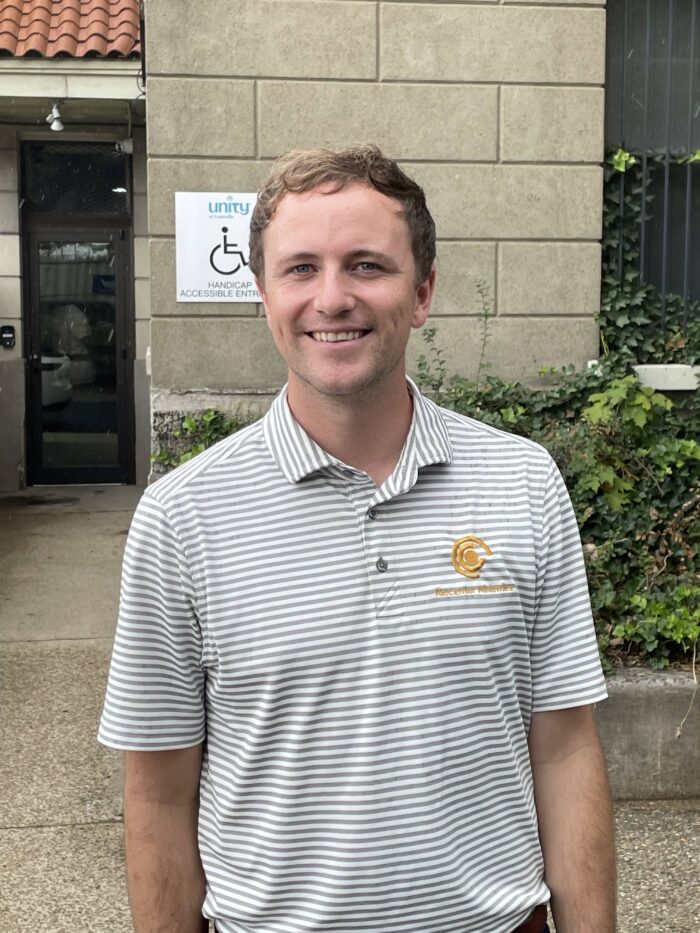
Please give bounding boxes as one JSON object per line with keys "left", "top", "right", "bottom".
{"left": 99, "top": 379, "right": 607, "bottom": 933}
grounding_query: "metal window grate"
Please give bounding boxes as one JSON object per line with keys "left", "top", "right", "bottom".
{"left": 605, "top": 0, "right": 700, "bottom": 328}
{"left": 21, "top": 142, "right": 131, "bottom": 216}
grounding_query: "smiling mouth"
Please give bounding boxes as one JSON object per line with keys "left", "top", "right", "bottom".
{"left": 308, "top": 330, "right": 369, "bottom": 343}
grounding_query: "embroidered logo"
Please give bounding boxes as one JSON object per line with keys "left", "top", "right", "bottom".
{"left": 451, "top": 535, "right": 492, "bottom": 579}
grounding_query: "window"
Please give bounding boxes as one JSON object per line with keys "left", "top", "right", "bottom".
{"left": 21, "top": 141, "right": 131, "bottom": 216}
{"left": 605, "top": 0, "right": 700, "bottom": 323}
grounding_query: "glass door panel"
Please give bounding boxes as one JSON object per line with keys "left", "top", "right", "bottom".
{"left": 27, "top": 231, "right": 132, "bottom": 483}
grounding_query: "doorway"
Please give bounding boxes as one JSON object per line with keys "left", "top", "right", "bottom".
{"left": 21, "top": 142, "right": 135, "bottom": 484}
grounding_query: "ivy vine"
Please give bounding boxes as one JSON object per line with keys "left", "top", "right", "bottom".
{"left": 600, "top": 147, "right": 700, "bottom": 364}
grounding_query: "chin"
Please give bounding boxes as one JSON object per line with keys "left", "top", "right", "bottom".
{"left": 303, "top": 370, "right": 392, "bottom": 400}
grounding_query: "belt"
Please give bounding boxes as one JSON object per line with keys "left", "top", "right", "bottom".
{"left": 512, "top": 903, "right": 548, "bottom": 933}
{"left": 216, "top": 905, "right": 548, "bottom": 933}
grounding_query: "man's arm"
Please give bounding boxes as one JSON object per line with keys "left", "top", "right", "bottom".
{"left": 124, "top": 744, "right": 208, "bottom": 933}
{"left": 528, "top": 705, "right": 617, "bottom": 933}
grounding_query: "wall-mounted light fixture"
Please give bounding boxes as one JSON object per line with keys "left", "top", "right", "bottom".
{"left": 45, "top": 103, "right": 63, "bottom": 132}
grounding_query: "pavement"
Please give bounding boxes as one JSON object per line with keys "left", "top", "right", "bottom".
{"left": 1, "top": 486, "right": 699, "bottom": 933}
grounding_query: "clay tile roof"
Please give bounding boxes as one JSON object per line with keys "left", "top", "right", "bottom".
{"left": 0, "top": 1, "right": 140, "bottom": 59}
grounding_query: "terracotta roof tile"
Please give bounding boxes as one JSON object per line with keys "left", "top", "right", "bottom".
{"left": 1, "top": 8, "right": 20, "bottom": 29}
{"left": 0, "top": 1, "right": 140, "bottom": 58}
{"left": 55, "top": 9, "right": 81, "bottom": 28}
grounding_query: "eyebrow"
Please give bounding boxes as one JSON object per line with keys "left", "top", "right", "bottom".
{"left": 273, "top": 249, "right": 396, "bottom": 268}
{"left": 273, "top": 252, "right": 319, "bottom": 267}
{"left": 345, "top": 249, "right": 395, "bottom": 265}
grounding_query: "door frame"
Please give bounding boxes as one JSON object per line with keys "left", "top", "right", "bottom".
{"left": 22, "top": 217, "right": 135, "bottom": 485}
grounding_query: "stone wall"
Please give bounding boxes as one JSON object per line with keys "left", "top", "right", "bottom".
{"left": 145, "top": 0, "right": 606, "bottom": 423}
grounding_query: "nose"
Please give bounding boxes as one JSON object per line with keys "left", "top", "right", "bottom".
{"left": 312, "top": 267, "right": 356, "bottom": 316}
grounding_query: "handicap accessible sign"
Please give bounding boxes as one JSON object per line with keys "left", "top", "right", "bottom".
{"left": 175, "top": 192, "right": 260, "bottom": 302}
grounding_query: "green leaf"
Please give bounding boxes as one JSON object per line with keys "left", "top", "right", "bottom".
{"left": 584, "top": 401, "right": 609, "bottom": 425}
{"left": 629, "top": 407, "right": 648, "bottom": 427}
{"left": 610, "top": 147, "right": 637, "bottom": 172}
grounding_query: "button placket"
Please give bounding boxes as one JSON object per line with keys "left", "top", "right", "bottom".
{"left": 358, "top": 497, "right": 402, "bottom": 623}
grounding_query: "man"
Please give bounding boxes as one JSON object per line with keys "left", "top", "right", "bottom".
{"left": 99, "top": 145, "right": 616, "bottom": 933}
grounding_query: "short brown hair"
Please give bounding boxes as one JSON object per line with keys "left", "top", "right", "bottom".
{"left": 249, "top": 145, "right": 436, "bottom": 284}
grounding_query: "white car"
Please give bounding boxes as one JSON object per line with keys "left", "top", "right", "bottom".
{"left": 41, "top": 354, "right": 72, "bottom": 408}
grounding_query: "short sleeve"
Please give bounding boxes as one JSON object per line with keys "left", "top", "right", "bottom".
{"left": 530, "top": 460, "right": 608, "bottom": 711}
{"left": 98, "top": 492, "right": 206, "bottom": 750}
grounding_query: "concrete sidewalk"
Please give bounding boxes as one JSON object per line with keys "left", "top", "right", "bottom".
{"left": 1, "top": 486, "right": 699, "bottom": 933}
{"left": 1, "top": 486, "right": 139, "bottom": 932}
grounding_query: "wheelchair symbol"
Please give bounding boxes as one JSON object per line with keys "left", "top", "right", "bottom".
{"left": 209, "top": 227, "right": 249, "bottom": 276}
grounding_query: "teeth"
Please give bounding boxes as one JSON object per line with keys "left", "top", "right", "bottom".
{"left": 311, "top": 331, "right": 364, "bottom": 343}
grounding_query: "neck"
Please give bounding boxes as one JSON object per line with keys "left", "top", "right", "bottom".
{"left": 286, "top": 374, "right": 414, "bottom": 487}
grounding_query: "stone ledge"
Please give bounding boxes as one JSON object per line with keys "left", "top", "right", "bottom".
{"left": 633, "top": 363, "right": 700, "bottom": 391}
{"left": 596, "top": 670, "right": 700, "bottom": 800}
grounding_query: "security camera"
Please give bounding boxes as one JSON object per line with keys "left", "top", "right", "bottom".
{"left": 115, "top": 139, "right": 133, "bottom": 154}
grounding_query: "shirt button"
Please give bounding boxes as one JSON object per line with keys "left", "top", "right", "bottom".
{"left": 376, "top": 557, "right": 389, "bottom": 573}
{"left": 367, "top": 508, "right": 378, "bottom": 520}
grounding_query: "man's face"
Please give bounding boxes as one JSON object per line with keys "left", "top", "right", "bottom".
{"left": 257, "top": 182, "right": 435, "bottom": 404}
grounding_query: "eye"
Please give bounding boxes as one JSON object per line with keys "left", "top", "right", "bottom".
{"left": 355, "top": 261, "right": 380, "bottom": 272}
{"left": 292, "top": 263, "right": 313, "bottom": 274}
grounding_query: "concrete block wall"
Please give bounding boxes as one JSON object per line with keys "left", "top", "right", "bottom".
{"left": 0, "top": 128, "right": 23, "bottom": 489}
{"left": 145, "top": 0, "right": 606, "bottom": 425}
{"left": 131, "top": 127, "right": 151, "bottom": 486}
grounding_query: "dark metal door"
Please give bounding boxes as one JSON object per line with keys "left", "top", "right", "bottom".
{"left": 25, "top": 227, "right": 134, "bottom": 484}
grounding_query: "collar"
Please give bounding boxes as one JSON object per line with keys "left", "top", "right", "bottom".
{"left": 263, "top": 378, "right": 453, "bottom": 486}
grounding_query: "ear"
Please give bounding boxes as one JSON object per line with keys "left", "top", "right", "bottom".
{"left": 411, "top": 262, "right": 437, "bottom": 330}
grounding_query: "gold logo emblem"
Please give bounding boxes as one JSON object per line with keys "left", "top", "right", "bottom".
{"left": 451, "top": 535, "right": 492, "bottom": 579}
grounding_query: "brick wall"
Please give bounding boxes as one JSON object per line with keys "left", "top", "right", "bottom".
{"left": 146, "top": 0, "right": 606, "bottom": 421}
